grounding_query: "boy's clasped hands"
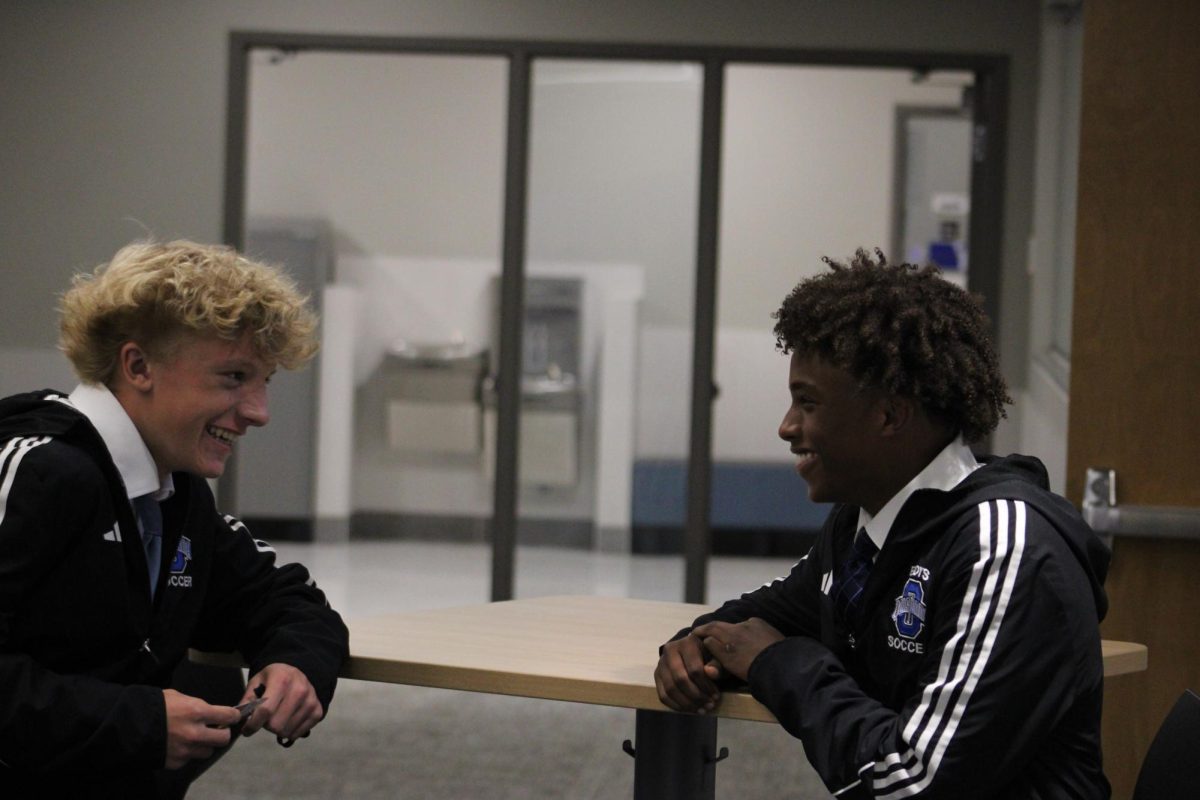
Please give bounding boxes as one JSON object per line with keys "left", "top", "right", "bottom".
{"left": 653, "top": 617, "right": 784, "bottom": 714}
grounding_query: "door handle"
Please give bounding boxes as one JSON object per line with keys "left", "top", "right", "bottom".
{"left": 1082, "top": 468, "right": 1200, "bottom": 542}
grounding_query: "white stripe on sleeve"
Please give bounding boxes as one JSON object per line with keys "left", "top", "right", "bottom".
{"left": 871, "top": 499, "right": 1027, "bottom": 798}
{"left": 0, "top": 436, "right": 52, "bottom": 529}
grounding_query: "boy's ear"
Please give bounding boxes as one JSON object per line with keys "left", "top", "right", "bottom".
{"left": 878, "top": 394, "right": 914, "bottom": 437}
{"left": 117, "top": 342, "right": 154, "bottom": 393}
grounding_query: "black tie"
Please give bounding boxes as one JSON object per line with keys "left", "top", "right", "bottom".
{"left": 833, "top": 527, "right": 878, "bottom": 630}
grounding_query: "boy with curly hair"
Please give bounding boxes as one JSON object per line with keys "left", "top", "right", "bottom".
{"left": 0, "top": 240, "right": 349, "bottom": 797}
{"left": 655, "top": 249, "right": 1111, "bottom": 798}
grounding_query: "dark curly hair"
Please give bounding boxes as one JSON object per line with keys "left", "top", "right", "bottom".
{"left": 772, "top": 248, "right": 1011, "bottom": 443}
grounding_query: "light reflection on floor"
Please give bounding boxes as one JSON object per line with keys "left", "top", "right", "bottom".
{"left": 271, "top": 539, "right": 800, "bottom": 617}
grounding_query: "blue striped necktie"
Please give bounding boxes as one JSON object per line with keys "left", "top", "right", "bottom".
{"left": 833, "top": 527, "right": 878, "bottom": 630}
{"left": 133, "top": 494, "right": 163, "bottom": 600}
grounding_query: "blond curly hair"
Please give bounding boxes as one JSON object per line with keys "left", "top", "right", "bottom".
{"left": 59, "top": 239, "right": 319, "bottom": 385}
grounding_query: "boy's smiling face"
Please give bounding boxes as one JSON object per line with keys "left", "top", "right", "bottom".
{"left": 126, "top": 331, "right": 274, "bottom": 480}
{"left": 778, "top": 351, "right": 891, "bottom": 515}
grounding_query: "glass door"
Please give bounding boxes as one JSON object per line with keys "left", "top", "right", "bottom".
{"left": 512, "top": 57, "right": 703, "bottom": 599}
{"left": 710, "top": 64, "right": 973, "bottom": 597}
{"left": 241, "top": 49, "right": 509, "bottom": 611}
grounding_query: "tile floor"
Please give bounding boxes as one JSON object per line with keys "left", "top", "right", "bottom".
{"left": 271, "top": 539, "right": 800, "bottom": 617}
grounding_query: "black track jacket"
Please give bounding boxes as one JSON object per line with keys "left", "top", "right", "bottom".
{"left": 683, "top": 455, "right": 1111, "bottom": 799}
{"left": 0, "top": 390, "right": 349, "bottom": 796}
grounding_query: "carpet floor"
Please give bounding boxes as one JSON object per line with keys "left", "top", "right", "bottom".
{"left": 188, "top": 679, "right": 830, "bottom": 799}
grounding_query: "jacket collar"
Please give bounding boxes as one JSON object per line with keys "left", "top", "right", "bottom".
{"left": 857, "top": 437, "right": 979, "bottom": 552}
{"left": 68, "top": 383, "right": 174, "bottom": 501}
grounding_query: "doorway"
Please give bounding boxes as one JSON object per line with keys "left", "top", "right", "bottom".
{"left": 223, "top": 34, "right": 1009, "bottom": 603}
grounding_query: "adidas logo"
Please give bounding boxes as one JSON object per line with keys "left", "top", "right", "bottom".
{"left": 102, "top": 523, "right": 123, "bottom": 543}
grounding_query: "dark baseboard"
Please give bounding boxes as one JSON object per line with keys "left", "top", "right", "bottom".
{"left": 241, "top": 514, "right": 817, "bottom": 556}
{"left": 632, "top": 526, "right": 818, "bottom": 558}
{"left": 350, "top": 512, "right": 594, "bottom": 549}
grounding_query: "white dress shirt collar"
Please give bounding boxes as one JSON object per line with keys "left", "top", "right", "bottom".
{"left": 856, "top": 436, "right": 979, "bottom": 552}
{"left": 68, "top": 383, "right": 175, "bottom": 501}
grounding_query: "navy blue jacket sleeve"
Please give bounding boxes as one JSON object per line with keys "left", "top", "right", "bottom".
{"left": 682, "top": 510, "right": 839, "bottom": 640}
{"left": 746, "top": 499, "right": 1106, "bottom": 799}
{"left": 0, "top": 439, "right": 166, "bottom": 773}
{"left": 190, "top": 507, "right": 349, "bottom": 712}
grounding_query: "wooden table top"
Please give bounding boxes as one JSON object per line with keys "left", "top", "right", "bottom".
{"left": 273, "top": 594, "right": 1147, "bottom": 725}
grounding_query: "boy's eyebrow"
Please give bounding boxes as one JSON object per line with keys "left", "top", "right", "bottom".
{"left": 214, "top": 359, "right": 251, "bottom": 370}
{"left": 214, "top": 358, "right": 267, "bottom": 374}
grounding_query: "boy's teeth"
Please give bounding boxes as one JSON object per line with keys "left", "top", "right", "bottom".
{"left": 207, "top": 426, "right": 235, "bottom": 444}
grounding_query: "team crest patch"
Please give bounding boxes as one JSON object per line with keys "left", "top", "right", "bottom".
{"left": 891, "top": 577, "right": 927, "bottom": 640}
{"left": 170, "top": 537, "right": 192, "bottom": 573}
{"left": 168, "top": 537, "right": 193, "bottom": 588}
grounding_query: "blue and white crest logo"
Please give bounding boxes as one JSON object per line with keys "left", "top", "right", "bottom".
{"left": 167, "top": 537, "right": 194, "bottom": 588}
{"left": 170, "top": 536, "right": 192, "bottom": 574}
{"left": 892, "top": 578, "right": 926, "bottom": 640}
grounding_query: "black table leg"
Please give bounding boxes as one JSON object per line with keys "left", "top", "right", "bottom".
{"left": 628, "top": 709, "right": 725, "bottom": 800}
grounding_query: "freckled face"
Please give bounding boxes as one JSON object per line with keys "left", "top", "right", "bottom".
{"left": 778, "top": 352, "right": 885, "bottom": 510}
{"left": 135, "top": 333, "right": 274, "bottom": 479}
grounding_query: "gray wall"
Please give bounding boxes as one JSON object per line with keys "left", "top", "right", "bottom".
{"left": 0, "top": 0, "right": 1041, "bottom": 423}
